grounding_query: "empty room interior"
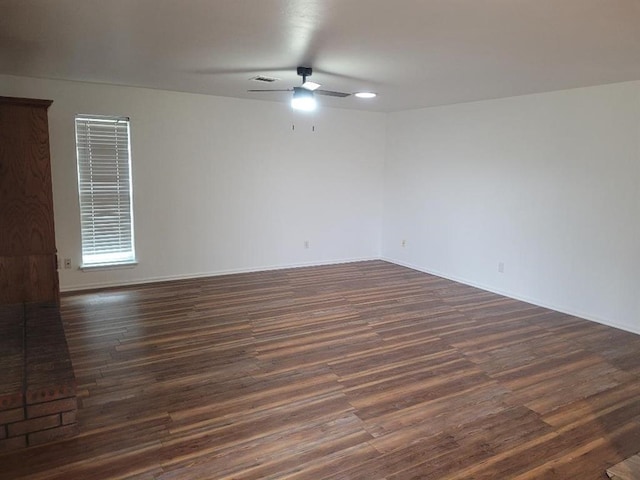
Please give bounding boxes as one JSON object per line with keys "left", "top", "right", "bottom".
{"left": 1, "top": 1, "right": 640, "bottom": 479}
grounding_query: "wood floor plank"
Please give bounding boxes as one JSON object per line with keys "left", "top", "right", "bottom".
{"left": 0, "top": 260, "right": 638, "bottom": 479}
{"left": 607, "top": 451, "right": 640, "bottom": 480}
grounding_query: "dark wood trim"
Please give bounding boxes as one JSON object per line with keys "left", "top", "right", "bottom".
{"left": 0, "top": 96, "right": 53, "bottom": 108}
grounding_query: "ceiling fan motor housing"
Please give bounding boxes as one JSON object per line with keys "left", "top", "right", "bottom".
{"left": 297, "top": 66, "right": 313, "bottom": 78}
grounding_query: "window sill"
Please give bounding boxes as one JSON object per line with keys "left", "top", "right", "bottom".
{"left": 80, "top": 261, "right": 138, "bottom": 272}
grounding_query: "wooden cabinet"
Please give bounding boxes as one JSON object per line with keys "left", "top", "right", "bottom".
{"left": 0, "top": 96, "right": 59, "bottom": 304}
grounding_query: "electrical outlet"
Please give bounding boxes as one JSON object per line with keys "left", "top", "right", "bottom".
{"left": 498, "top": 262, "right": 504, "bottom": 273}
{"left": 304, "top": 240, "right": 309, "bottom": 249}
{"left": 64, "top": 258, "right": 72, "bottom": 269}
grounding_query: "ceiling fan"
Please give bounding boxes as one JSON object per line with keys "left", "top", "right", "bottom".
{"left": 248, "top": 67, "right": 351, "bottom": 111}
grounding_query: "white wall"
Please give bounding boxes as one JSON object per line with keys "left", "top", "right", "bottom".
{"left": 0, "top": 75, "right": 386, "bottom": 290}
{"left": 383, "top": 81, "right": 640, "bottom": 334}
{"left": 3, "top": 74, "right": 640, "bottom": 335}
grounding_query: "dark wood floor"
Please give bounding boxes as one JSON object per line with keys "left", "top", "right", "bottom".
{"left": 1, "top": 260, "right": 639, "bottom": 479}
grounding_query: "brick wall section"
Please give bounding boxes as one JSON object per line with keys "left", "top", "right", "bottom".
{"left": 0, "top": 303, "right": 77, "bottom": 451}
{"left": 0, "top": 396, "right": 78, "bottom": 450}
{"left": 0, "top": 305, "right": 24, "bottom": 416}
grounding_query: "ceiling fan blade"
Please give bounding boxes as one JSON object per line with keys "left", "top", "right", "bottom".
{"left": 247, "top": 89, "right": 292, "bottom": 93}
{"left": 315, "top": 89, "right": 351, "bottom": 98}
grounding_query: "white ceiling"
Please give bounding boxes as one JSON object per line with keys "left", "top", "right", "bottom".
{"left": 1, "top": 0, "right": 640, "bottom": 112}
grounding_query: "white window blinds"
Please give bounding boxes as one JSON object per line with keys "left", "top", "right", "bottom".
{"left": 75, "top": 115, "right": 136, "bottom": 267}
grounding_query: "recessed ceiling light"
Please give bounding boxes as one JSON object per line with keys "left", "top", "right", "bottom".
{"left": 355, "top": 92, "right": 377, "bottom": 99}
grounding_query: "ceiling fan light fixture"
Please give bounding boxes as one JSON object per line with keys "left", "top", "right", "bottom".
{"left": 301, "top": 81, "right": 321, "bottom": 91}
{"left": 355, "top": 92, "right": 377, "bottom": 99}
{"left": 291, "top": 87, "right": 317, "bottom": 111}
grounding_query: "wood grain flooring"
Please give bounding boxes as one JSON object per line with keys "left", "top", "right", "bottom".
{"left": 607, "top": 452, "right": 640, "bottom": 479}
{"left": 1, "top": 260, "right": 639, "bottom": 479}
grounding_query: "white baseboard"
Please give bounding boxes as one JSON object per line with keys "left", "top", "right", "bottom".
{"left": 60, "top": 254, "right": 639, "bottom": 337}
{"left": 382, "top": 257, "right": 640, "bottom": 336}
{"left": 59, "top": 256, "right": 378, "bottom": 293}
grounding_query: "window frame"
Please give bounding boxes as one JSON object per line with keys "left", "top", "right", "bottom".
{"left": 74, "top": 114, "right": 137, "bottom": 269}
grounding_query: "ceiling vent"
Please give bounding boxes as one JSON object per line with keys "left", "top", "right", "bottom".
{"left": 250, "top": 75, "right": 279, "bottom": 83}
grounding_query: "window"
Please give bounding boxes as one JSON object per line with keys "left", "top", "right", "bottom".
{"left": 75, "top": 115, "right": 136, "bottom": 267}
